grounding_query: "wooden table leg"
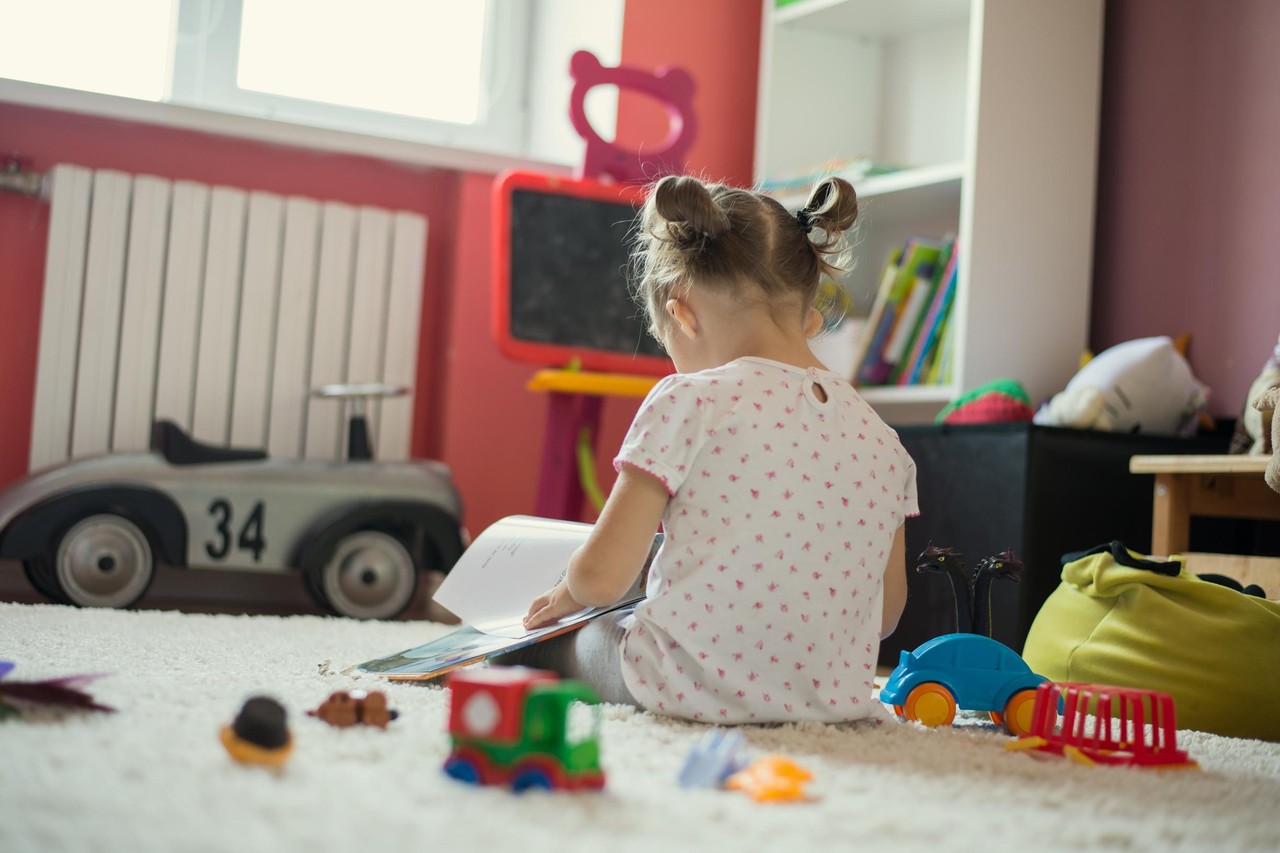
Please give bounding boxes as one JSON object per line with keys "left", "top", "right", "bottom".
{"left": 1150, "top": 472, "right": 1191, "bottom": 555}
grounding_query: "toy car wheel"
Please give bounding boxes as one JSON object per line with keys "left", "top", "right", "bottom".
{"left": 310, "top": 530, "right": 417, "bottom": 620}
{"left": 903, "top": 682, "right": 957, "bottom": 728}
{"left": 52, "top": 514, "right": 155, "bottom": 608}
{"left": 1001, "top": 688, "right": 1039, "bottom": 737}
{"left": 22, "top": 557, "right": 69, "bottom": 604}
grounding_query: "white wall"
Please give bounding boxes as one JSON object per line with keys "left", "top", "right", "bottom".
{"left": 525, "top": 0, "right": 625, "bottom": 168}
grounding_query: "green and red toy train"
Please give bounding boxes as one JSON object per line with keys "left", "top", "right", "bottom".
{"left": 442, "top": 666, "right": 606, "bottom": 792}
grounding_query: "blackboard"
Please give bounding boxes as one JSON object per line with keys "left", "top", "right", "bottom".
{"left": 492, "top": 171, "right": 673, "bottom": 376}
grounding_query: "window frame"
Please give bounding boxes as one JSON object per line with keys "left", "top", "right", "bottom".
{"left": 168, "top": 0, "right": 531, "bottom": 154}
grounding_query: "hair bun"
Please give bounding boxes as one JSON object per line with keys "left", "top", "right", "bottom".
{"left": 649, "top": 174, "right": 730, "bottom": 249}
{"left": 801, "top": 177, "right": 859, "bottom": 236}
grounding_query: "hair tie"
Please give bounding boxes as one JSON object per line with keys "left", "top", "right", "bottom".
{"left": 795, "top": 208, "right": 815, "bottom": 234}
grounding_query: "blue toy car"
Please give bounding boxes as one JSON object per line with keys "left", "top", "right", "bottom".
{"left": 879, "top": 633, "right": 1047, "bottom": 736}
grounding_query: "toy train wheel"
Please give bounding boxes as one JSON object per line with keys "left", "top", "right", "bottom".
{"left": 310, "top": 530, "right": 417, "bottom": 620}
{"left": 511, "top": 766, "right": 555, "bottom": 792}
{"left": 903, "top": 682, "right": 957, "bottom": 728}
{"left": 53, "top": 514, "right": 155, "bottom": 608}
{"left": 510, "top": 756, "right": 565, "bottom": 792}
{"left": 1001, "top": 689, "right": 1039, "bottom": 737}
{"left": 443, "top": 748, "right": 488, "bottom": 785}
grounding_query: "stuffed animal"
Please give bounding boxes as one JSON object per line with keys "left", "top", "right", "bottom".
{"left": 1231, "top": 335, "right": 1280, "bottom": 455}
{"left": 1254, "top": 386, "right": 1279, "bottom": 493}
{"left": 1033, "top": 336, "right": 1207, "bottom": 437}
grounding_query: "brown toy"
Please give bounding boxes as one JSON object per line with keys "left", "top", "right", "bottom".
{"left": 308, "top": 689, "right": 398, "bottom": 729}
{"left": 1254, "top": 386, "right": 1280, "bottom": 493}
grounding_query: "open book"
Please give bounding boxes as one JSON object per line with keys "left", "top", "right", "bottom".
{"left": 358, "top": 515, "right": 653, "bottom": 681}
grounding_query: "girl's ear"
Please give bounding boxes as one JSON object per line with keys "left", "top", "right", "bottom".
{"left": 666, "top": 298, "right": 700, "bottom": 338}
{"left": 804, "top": 306, "right": 824, "bottom": 338}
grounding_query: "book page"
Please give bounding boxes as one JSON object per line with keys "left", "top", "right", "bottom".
{"left": 433, "top": 515, "right": 595, "bottom": 638}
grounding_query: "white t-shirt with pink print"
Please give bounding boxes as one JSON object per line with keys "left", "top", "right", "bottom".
{"left": 614, "top": 357, "right": 919, "bottom": 724}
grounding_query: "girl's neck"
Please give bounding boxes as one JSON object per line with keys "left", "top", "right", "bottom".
{"left": 704, "top": 307, "right": 826, "bottom": 372}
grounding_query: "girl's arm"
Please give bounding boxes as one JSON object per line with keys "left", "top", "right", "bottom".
{"left": 880, "top": 524, "right": 908, "bottom": 638}
{"left": 524, "top": 464, "right": 669, "bottom": 630}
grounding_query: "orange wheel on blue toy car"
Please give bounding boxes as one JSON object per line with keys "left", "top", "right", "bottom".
{"left": 1001, "top": 689, "right": 1039, "bottom": 736}
{"left": 903, "top": 682, "right": 956, "bottom": 727}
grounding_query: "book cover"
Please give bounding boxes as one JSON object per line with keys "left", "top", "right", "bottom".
{"left": 892, "top": 239, "right": 955, "bottom": 385}
{"left": 882, "top": 265, "right": 935, "bottom": 380}
{"left": 915, "top": 262, "right": 958, "bottom": 385}
{"left": 926, "top": 308, "right": 958, "bottom": 385}
{"left": 900, "top": 244, "right": 959, "bottom": 385}
{"left": 357, "top": 516, "right": 655, "bottom": 681}
{"left": 849, "top": 247, "right": 901, "bottom": 383}
{"left": 859, "top": 238, "right": 942, "bottom": 385}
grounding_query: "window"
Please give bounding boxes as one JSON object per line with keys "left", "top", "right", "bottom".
{"left": 0, "top": 0, "right": 529, "bottom": 154}
{"left": 0, "top": 0, "right": 174, "bottom": 101}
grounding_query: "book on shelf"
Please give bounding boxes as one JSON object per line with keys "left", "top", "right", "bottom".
{"left": 357, "top": 515, "right": 655, "bottom": 681}
{"left": 926, "top": 308, "right": 958, "bottom": 386}
{"left": 848, "top": 247, "right": 901, "bottom": 384}
{"left": 881, "top": 263, "right": 935, "bottom": 371}
{"left": 856, "top": 237, "right": 944, "bottom": 386}
{"left": 897, "top": 240, "right": 959, "bottom": 386}
{"left": 888, "top": 238, "right": 956, "bottom": 385}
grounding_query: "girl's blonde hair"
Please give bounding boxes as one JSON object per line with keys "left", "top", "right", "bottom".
{"left": 631, "top": 175, "right": 859, "bottom": 341}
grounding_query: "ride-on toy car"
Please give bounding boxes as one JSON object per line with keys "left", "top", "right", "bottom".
{"left": 879, "top": 633, "right": 1048, "bottom": 736}
{"left": 0, "top": 385, "right": 464, "bottom": 619}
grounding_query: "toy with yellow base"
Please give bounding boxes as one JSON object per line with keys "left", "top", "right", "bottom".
{"left": 220, "top": 697, "right": 293, "bottom": 769}
{"left": 1005, "top": 681, "right": 1198, "bottom": 771}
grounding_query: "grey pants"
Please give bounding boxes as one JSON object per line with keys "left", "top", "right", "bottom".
{"left": 491, "top": 607, "right": 638, "bottom": 707}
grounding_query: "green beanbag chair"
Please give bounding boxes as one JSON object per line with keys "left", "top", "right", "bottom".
{"left": 1022, "top": 541, "right": 1280, "bottom": 741}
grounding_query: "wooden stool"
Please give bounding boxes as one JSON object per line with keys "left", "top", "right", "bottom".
{"left": 1129, "top": 454, "right": 1280, "bottom": 594}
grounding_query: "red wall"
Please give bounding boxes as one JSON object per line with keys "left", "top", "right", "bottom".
{"left": 1092, "top": 0, "right": 1280, "bottom": 416}
{"left": 617, "top": 0, "right": 761, "bottom": 187}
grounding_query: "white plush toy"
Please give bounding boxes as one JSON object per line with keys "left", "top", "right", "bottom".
{"left": 1233, "top": 335, "right": 1280, "bottom": 455}
{"left": 1034, "top": 336, "right": 1208, "bottom": 437}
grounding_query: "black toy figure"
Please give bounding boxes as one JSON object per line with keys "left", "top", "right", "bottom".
{"left": 914, "top": 544, "right": 1023, "bottom": 638}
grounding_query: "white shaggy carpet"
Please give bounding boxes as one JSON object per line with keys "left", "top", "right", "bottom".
{"left": 3, "top": 602, "right": 1280, "bottom": 853}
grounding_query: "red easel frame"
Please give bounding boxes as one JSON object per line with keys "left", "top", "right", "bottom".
{"left": 490, "top": 171, "right": 671, "bottom": 377}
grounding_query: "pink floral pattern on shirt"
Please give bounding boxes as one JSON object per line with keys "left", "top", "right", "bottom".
{"left": 613, "top": 357, "right": 919, "bottom": 724}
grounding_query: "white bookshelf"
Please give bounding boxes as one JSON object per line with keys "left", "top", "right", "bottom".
{"left": 757, "top": 0, "right": 1105, "bottom": 422}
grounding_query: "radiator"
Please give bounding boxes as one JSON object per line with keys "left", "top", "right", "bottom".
{"left": 29, "top": 165, "right": 427, "bottom": 470}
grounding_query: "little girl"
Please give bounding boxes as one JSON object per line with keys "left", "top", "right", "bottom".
{"left": 513, "top": 174, "right": 918, "bottom": 724}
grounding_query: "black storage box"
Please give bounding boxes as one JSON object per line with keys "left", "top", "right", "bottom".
{"left": 880, "top": 421, "right": 1267, "bottom": 667}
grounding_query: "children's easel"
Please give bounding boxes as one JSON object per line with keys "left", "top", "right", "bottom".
{"left": 526, "top": 51, "right": 697, "bottom": 520}
{"left": 529, "top": 368, "right": 658, "bottom": 519}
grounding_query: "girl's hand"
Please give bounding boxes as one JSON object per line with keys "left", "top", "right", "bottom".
{"left": 523, "top": 579, "right": 584, "bottom": 631}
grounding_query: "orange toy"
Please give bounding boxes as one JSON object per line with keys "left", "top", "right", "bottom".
{"left": 725, "top": 755, "right": 815, "bottom": 803}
